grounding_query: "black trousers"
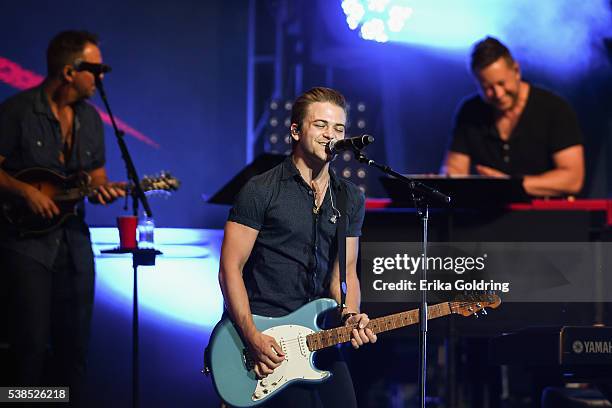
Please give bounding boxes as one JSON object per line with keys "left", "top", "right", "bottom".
{"left": 259, "top": 346, "right": 358, "bottom": 408}
{"left": 0, "top": 233, "right": 95, "bottom": 406}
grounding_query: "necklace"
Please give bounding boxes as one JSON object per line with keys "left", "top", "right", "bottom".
{"left": 311, "top": 178, "right": 329, "bottom": 214}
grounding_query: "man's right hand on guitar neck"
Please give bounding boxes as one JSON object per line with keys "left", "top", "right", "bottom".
{"left": 245, "top": 329, "right": 285, "bottom": 379}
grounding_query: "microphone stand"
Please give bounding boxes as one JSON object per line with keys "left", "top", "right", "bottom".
{"left": 96, "top": 76, "right": 160, "bottom": 408}
{"left": 351, "top": 148, "right": 451, "bottom": 408}
{"left": 95, "top": 76, "right": 152, "bottom": 218}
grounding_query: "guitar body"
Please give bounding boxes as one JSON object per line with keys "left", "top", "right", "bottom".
{"left": 207, "top": 298, "right": 337, "bottom": 407}
{"left": 1, "top": 168, "right": 89, "bottom": 236}
{"left": 0, "top": 167, "right": 180, "bottom": 236}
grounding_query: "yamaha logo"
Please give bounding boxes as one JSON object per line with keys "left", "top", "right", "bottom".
{"left": 572, "top": 340, "right": 612, "bottom": 354}
{"left": 572, "top": 340, "right": 584, "bottom": 354}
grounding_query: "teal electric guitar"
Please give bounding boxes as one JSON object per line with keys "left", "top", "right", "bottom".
{"left": 203, "top": 294, "right": 500, "bottom": 407}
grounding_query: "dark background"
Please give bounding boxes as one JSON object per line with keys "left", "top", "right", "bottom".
{"left": 1, "top": 1, "right": 610, "bottom": 230}
{"left": 1, "top": 1, "right": 611, "bottom": 407}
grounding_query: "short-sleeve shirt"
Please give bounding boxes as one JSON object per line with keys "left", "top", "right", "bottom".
{"left": 0, "top": 85, "right": 105, "bottom": 269}
{"left": 449, "top": 85, "right": 583, "bottom": 176}
{"left": 228, "top": 156, "right": 365, "bottom": 317}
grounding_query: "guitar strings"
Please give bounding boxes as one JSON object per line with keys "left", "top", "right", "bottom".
{"left": 270, "top": 301, "right": 493, "bottom": 346}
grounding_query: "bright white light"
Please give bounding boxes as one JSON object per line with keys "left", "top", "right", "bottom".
{"left": 342, "top": 0, "right": 365, "bottom": 30}
{"left": 361, "top": 18, "right": 389, "bottom": 43}
{"left": 387, "top": 5, "right": 413, "bottom": 32}
{"left": 367, "top": 0, "right": 390, "bottom": 13}
{"left": 340, "top": 0, "right": 498, "bottom": 48}
{"left": 347, "top": 16, "right": 360, "bottom": 30}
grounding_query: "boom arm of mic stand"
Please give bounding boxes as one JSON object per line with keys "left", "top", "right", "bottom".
{"left": 353, "top": 149, "right": 451, "bottom": 205}
{"left": 95, "top": 78, "right": 153, "bottom": 218}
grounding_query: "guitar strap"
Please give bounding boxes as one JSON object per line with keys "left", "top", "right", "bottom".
{"left": 336, "top": 181, "right": 348, "bottom": 312}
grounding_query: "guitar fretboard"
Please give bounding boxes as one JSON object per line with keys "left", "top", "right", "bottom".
{"left": 306, "top": 302, "right": 453, "bottom": 351}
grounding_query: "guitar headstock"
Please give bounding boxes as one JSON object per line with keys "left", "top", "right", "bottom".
{"left": 450, "top": 293, "right": 501, "bottom": 317}
{"left": 141, "top": 171, "right": 181, "bottom": 196}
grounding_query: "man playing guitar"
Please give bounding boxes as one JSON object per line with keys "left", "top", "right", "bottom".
{"left": 0, "top": 30, "right": 124, "bottom": 404}
{"left": 219, "top": 87, "right": 376, "bottom": 407}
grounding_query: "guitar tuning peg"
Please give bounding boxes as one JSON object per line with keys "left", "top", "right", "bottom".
{"left": 473, "top": 312, "right": 479, "bottom": 318}
{"left": 480, "top": 309, "right": 487, "bottom": 316}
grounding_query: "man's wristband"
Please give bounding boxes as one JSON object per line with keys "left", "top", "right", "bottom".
{"left": 341, "top": 312, "right": 357, "bottom": 325}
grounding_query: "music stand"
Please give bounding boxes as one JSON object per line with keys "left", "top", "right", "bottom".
{"left": 381, "top": 175, "right": 529, "bottom": 208}
{"left": 206, "top": 153, "right": 286, "bottom": 205}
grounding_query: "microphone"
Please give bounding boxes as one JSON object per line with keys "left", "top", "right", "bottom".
{"left": 328, "top": 135, "right": 375, "bottom": 154}
{"left": 74, "top": 61, "right": 112, "bottom": 76}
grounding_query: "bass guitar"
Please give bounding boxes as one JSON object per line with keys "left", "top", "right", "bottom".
{"left": 0, "top": 167, "right": 179, "bottom": 236}
{"left": 203, "top": 294, "right": 500, "bottom": 407}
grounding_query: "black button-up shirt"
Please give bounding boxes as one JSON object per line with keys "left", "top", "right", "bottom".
{"left": 450, "top": 85, "right": 583, "bottom": 176}
{"left": 229, "top": 157, "right": 365, "bottom": 317}
{"left": 0, "top": 85, "right": 105, "bottom": 269}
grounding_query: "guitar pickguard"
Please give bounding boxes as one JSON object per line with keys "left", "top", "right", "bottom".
{"left": 251, "top": 324, "right": 330, "bottom": 403}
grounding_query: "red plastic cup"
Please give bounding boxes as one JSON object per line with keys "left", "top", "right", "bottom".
{"left": 117, "top": 215, "right": 138, "bottom": 249}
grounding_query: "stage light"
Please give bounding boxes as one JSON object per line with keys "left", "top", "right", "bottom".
{"left": 284, "top": 134, "right": 292, "bottom": 144}
{"left": 270, "top": 100, "right": 279, "bottom": 110}
{"left": 343, "top": 168, "right": 352, "bottom": 178}
{"left": 367, "top": 0, "right": 390, "bottom": 13}
{"left": 284, "top": 118, "right": 291, "bottom": 128}
{"left": 269, "top": 117, "right": 278, "bottom": 127}
{"left": 357, "top": 119, "right": 366, "bottom": 129}
{"left": 387, "top": 5, "right": 413, "bottom": 32}
{"left": 343, "top": 152, "right": 352, "bottom": 162}
{"left": 340, "top": 0, "right": 612, "bottom": 74}
{"left": 360, "top": 18, "right": 388, "bottom": 43}
{"left": 357, "top": 168, "right": 367, "bottom": 178}
{"left": 357, "top": 102, "right": 366, "bottom": 112}
{"left": 342, "top": 0, "right": 413, "bottom": 44}
{"left": 269, "top": 133, "right": 278, "bottom": 144}
{"left": 340, "top": 0, "right": 489, "bottom": 48}
{"left": 284, "top": 101, "right": 293, "bottom": 111}
{"left": 342, "top": 0, "right": 366, "bottom": 30}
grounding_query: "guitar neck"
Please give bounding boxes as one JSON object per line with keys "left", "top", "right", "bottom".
{"left": 306, "top": 302, "right": 452, "bottom": 351}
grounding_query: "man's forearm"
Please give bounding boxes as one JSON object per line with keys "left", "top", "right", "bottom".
{"left": 0, "top": 169, "right": 32, "bottom": 197}
{"left": 523, "top": 168, "right": 583, "bottom": 197}
{"left": 331, "top": 268, "right": 362, "bottom": 315}
{"left": 345, "top": 272, "right": 362, "bottom": 314}
{"left": 219, "top": 266, "right": 258, "bottom": 339}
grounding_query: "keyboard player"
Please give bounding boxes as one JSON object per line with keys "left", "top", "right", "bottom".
{"left": 443, "top": 36, "right": 585, "bottom": 197}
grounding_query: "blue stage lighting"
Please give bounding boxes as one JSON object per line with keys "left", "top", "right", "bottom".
{"left": 92, "top": 228, "right": 224, "bottom": 328}
{"left": 341, "top": 0, "right": 497, "bottom": 48}
{"left": 339, "top": 0, "right": 612, "bottom": 77}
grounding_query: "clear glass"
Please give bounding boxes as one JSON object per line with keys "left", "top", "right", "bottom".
{"left": 138, "top": 215, "right": 155, "bottom": 249}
